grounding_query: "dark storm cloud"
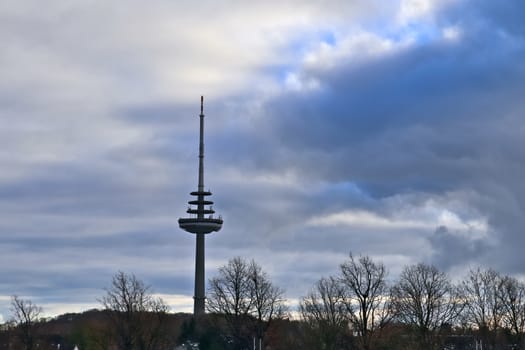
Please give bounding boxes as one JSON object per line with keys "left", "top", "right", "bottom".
{"left": 453, "top": 0, "right": 525, "bottom": 37}
{"left": 429, "top": 225, "right": 492, "bottom": 270}
{"left": 205, "top": 0, "right": 525, "bottom": 274}
{"left": 163, "top": 0, "right": 525, "bottom": 290}
{"left": 266, "top": 45, "right": 524, "bottom": 185}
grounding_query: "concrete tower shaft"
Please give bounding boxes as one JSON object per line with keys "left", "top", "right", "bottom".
{"left": 178, "top": 96, "right": 223, "bottom": 315}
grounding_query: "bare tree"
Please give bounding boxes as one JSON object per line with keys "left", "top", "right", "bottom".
{"left": 207, "top": 256, "right": 253, "bottom": 349}
{"left": 461, "top": 268, "right": 504, "bottom": 349}
{"left": 390, "top": 263, "right": 463, "bottom": 350}
{"left": 300, "top": 276, "right": 350, "bottom": 350}
{"left": 249, "top": 260, "right": 287, "bottom": 350}
{"left": 207, "top": 257, "right": 287, "bottom": 350}
{"left": 497, "top": 275, "right": 525, "bottom": 347}
{"left": 10, "top": 295, "right": 42, "bottom": 350}
{"left": 340, "top": 254, "right": 390, "bottom": 350}
{"left": 207, "top": 257, "right": 253, "bottom": 317}
{"left": 100, "top": 271, "right": 171, "bottom": 350}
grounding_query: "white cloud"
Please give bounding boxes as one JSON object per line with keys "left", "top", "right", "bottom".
{"left": 307, "top": 199, "right": 488, "bottom": 236}
{"left": 284, "top": 72, "right": 321, "bottom": 92}
{"left": 41, "top": 303, "right": 99, "bottom": 318}
{"left": 308, "top": 209, "right": 425, "bottom": 229}
{"left": 153, "top": 294, "right": 193, "bottom": 313}
{"left": 442, "top": 25, "right": 463, "bottom": 41}
{"left": 397, "top": 0, "right": 458, "bottom": 24}
{"left": 303, "top": 31, "right": 413, "bottom": 72}
{"left": 398, "top": 0, "right": 436, "bottom": 23}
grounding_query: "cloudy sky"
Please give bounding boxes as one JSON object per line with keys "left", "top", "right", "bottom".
{"left": 1, "top": 0, "right": 525, "bottom": 320}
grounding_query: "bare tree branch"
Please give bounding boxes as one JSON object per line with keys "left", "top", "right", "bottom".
{"left": 10, "top": 295, "right": 42, "bottom": 350}
{"left": 390, "top": 263, "right": 463, "bottom": 350}
{"left": 340, "top": 254, "right": 390, "bottom": 350}
{"left": 300, "top": 276, "right": 350, "bottom": 350}
{"left": 497, "top": 275, "right": 525, "bottom": 347}
{"left": 207, "top": 257, "right": 287, "bottom": 350}
{"left": 461, "top": 267, "right": 504, "bottom": 349}
{"left": 99, "top": 271, "right": 170, "bottom": 350}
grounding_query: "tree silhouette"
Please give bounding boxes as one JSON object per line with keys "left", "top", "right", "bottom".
{"left": 99, "top": 271, "right": 171, "bottom": 350}
{"left": 10, "top": 295, "right": 42, "bottom": 350}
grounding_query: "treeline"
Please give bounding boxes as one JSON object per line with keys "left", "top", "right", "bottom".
{"left": 3, "top": 254, "right": 525, "bottom": 350}
{"left": 186, "top": 255, "right": 525, "bottom": 350}
{"left": 299, "top": 254, "right": 525, "bottom": 350}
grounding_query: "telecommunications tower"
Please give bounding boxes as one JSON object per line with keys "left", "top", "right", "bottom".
{"left": 178, "top": 96, "right": 223, "bottom": 315}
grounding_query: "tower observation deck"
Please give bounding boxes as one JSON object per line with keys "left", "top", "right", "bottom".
{"left": 178, "top": 96, "right": 223, "bottom": 315}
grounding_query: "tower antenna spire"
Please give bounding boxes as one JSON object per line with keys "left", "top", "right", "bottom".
{"left": 198, "top": 96, "right": 205, "bottom": 194}
{"left": 179, "top": 96, "right": 223, "bottom": 316}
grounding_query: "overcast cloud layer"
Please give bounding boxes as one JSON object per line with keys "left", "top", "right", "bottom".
{"left": 1, "top": 0, "right": 525, "bottom": 320}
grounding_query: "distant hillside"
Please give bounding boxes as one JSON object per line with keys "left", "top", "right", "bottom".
{"left": 0, "top": 309, "right": 192, "bottom": 350}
